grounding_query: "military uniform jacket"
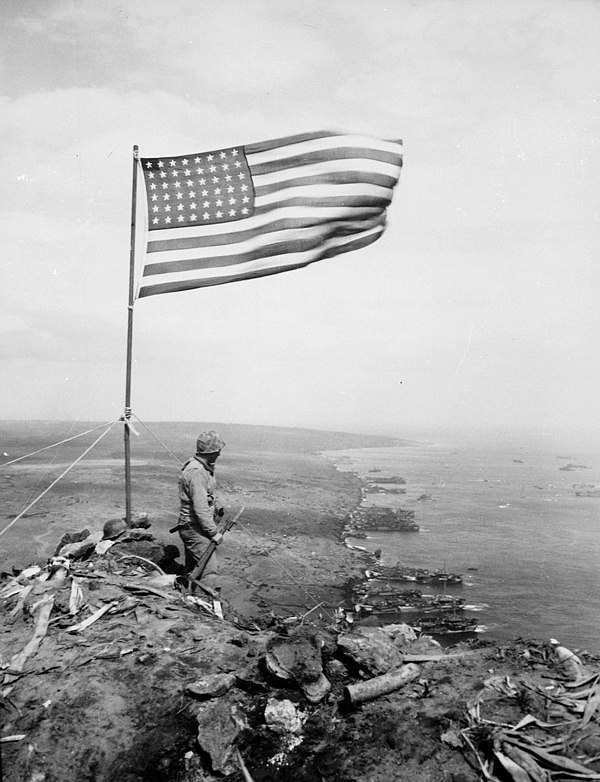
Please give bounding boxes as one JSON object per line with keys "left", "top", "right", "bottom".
{"left": 178, "top": 456, "right": 218, "bottom": 537}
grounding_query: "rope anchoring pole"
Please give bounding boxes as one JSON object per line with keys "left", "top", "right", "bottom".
{"left": 0, "top": 421, "right": 118, "bottom": 469}
{"left": 0, "top": 423, "right": 116, "bottom": 539}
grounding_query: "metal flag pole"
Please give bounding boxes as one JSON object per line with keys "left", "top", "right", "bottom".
{"left": 123, "top": 144, "right": 139, "bottom": 525}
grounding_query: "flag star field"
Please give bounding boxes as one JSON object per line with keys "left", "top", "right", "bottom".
{"left": 141, "top": 147, "right": 254, "bottom": 228}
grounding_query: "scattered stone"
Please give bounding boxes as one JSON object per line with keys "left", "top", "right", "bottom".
{"left": 94, "top": 539, "right": 116, "bottom": 555}
{"left": 441, "top": 729, "right": 463, "bottom": 749}
{"left": 121, "top": 528, "right": 154, "bottom": 542}
{"left": 195, "top": 699, "right": 248, "bottom": 774}
{"left": 550, "top": 640, "right": 584, "bottom": 681}
{"left": 110, "top": 539, "right": 167, "bottom": 564}
{"left": 235, "top": 663, "right": 270, "bottom": 694}
{"left": 129, "top": 512, "right": 151, "bottom": 529}
{"left": 380, "top": 623, "right": 418, "bottom": 648}
{"left": 326, "top": 658, "right": 349, "bottom": 681}
{"left": 403, "top": 636, "right": 443, "bottom": 655}
{"left": 51, "top": 580, "right": 76, "bottom": 613}
{"left": 58, "top": 532, "right": 103, "bottom": 560}
{"left": 53, "top": 529, "right": 91, "bottom": 556}
{"left": 265, "top": 633, "right": 331, "bottom": 703}
{"left": 264, "top": 697, "right": 306, "bottom": 734}
{"left": 186, "top": 673, "right": 236, "bottom": 699}
{"left": 579, "top": 734, "right": 600, "bottom": 756}
{"left": 337, "top": 627, "right": 403, "bottom": 675}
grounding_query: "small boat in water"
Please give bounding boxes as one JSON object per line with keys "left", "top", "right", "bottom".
{"left": 430, "top": 570, "right": 463, "bottom": 585}
{"left": 412, "top": 616, "right": 479, "bottom": 635}
{"left": 366, "top": 565, "right": 463, "bottom": 585}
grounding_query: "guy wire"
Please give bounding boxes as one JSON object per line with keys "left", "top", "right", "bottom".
{"left": 234, "top": 516, "right": 335, "bottom": 621}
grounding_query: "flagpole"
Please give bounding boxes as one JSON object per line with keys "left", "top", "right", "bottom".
{"left": 124, "top": 144, "right": 139, "bottom": 525}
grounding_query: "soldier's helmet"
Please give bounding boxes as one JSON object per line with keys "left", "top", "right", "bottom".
{"left": 102, "top": 517, "right": 127, "bottom": 540}
{"left": 196, "top": 430, "right": 225, "bottom": 454}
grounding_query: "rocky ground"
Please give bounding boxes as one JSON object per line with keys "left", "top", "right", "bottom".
{"left": 2, "top": 422, "right": 600, "bottom": 782}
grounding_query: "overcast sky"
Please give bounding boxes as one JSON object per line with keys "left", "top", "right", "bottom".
{"left": 2, "top": 0, "right": 599, "bottom": 436}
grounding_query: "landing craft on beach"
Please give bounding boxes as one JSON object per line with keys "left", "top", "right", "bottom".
{"left": 412, "top": 616, "right": 480, "bottom": 636}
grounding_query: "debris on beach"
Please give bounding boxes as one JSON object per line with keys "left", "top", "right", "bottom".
{"left": 344, "top": 506, "right": 419, "bottom": 535}
{"left": 3, "top": 519, "right": 600, "bottom": 781}
{"left": 461, "top": 644, "right": 600, "bottom": 781}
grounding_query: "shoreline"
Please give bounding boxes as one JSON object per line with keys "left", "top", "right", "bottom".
{"left": 320, "top": 440, "right": 600, "bottom": 656}
{"left": 4, "top": 425, "right": 600, "bottom": 782}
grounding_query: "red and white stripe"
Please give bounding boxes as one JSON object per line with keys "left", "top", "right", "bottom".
{"left": 137, "top": 131, "right": 403, "bottom": 298}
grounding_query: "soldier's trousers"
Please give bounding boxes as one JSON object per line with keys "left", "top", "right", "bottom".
{"left": 178, "top": 526, "right": 219, "bottom": 590}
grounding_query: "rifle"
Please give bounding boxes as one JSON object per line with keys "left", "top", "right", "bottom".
{"left": 187, "top": 505, "right": 245, "bottom": 586}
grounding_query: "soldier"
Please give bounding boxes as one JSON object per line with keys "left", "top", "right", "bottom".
{"left": 176, "top": 430, "right": 226, "bottom": 592}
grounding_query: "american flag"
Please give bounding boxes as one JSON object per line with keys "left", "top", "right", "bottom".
{"left": 137, "top": 131, "right": 403, "bottom": 298}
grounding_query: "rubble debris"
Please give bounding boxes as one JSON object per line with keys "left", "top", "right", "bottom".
{"left": 4, "top": 514, "right": 600, "bottom": 782}
{"left": 550, "top": 638, "right": 584, "bottom": 681}
{"left": 0, "top": 734, "right": 27, "bottom": 743}
{"left": 264, "top": 697, "right": 307, "bottom": 734}
{"left": 109, "top": 538, "right": 169, "bottom": 565}
{"left": 68, "top": 577, "right": 85, "bottom": 615}
{"left": 94, "top": 538, "right": 116, "bottom": 555}
{"left": 195, "top": 699, "right": 249, "bottom": 774}
{"left": 337, "top": 626, "right": 405, "bottom": 675}
{"left": 381, "top": 623, "right": 418, "bottom": 646}
{"left": 53, "top": 529, "right": 92, "bottom": 555}
{"left": 119, "top": 527, "right": 155, "bottom": 542}
{"left": 114, "top": 554, "right": 168, "bottom": 576}
{"left": 5, "top": 558, "right": 70, "bottom": 682}
{"left": 234, "top": 748, "right": 256, "bottom": 782}
{"left": 461, "top": 644, "right": 600, "bottom": 782}
{"left": 57, "top": 532, "right": 102, "bottom": 559}
{"left": 128, "top": 511, "right": 151, "bottom": 529}
{"left": 65, "top": 600, "right": 119, "bottom": 633}
{"left": 265, "top": 632, "right": 331, "bottom": 703}
{"left": 186, "top": 673, "right": 236, "bottom": 699}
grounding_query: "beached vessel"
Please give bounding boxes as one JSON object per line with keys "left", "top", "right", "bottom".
{"left": 345, "top": 507, "right": 419, "bottom": 533}
{"left": 355, "top": 592, "right": 467, "bottom": 615}
{"left": 412, "top": 616, "right": 479, "bottom": 635}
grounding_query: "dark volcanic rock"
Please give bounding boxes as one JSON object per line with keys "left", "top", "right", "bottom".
{"left": 186, "top": 673, "right": 236, "bottom": 699}
{"left": 53, "top": 529, "right": 91, "bottom": 556}
{"left": 265, "top": 632, "right": 331, "bottom": 703}
{"left": 195, "top": 698, "right": 248, "bottom": 774}
{"left": 337, "top": 627, "right": 404, "bottom": 675}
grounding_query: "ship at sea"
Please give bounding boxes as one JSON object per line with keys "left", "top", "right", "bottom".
{"left": 365, "top": 565, "right": 463, "bottom": 584}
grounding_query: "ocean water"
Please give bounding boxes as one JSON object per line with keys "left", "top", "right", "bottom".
{"left": 323, "top": 429, "right": 600, "bottom": 653}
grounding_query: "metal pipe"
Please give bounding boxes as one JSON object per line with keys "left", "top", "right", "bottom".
{"left": 343, "top": 663, "right": 420, "bottom": 705}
